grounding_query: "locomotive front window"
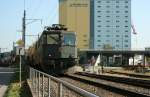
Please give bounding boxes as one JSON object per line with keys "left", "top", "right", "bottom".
{"left": 47, "top": 34, "right": 59, "bottom": 44}
{"left": 63, "top": 34, "right": 76, "bottom": 46}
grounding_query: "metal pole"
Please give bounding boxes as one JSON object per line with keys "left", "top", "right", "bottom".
{"left": 30, "top": 68, "right": 31, "bottom": 79}
{"left": 35, "top": 71, "right": 37, "bottom": 94}
{"left": 33, "top": 70, "right": 35, "bottom": 91}
{"left": 38, "top": 72, "right": 40, "bottom": 97}
{"left": 42, "top": 75, "right": 44, "bottom": 97}
{"left": 34, "top": 70, "right": 36, "bottom": 91}
{"left": 32, "top": 68, "right": 34, "bottom": 88}
{"left": 20, "top": 55, "right": 22, "bottom": 87}
{"left": 143, "top": 55, "right": 146, "bottom": 67}
{"left": 48, "top": 78, "right": 51, "bottom": 97}
{"left": 22, "top": 10, "right": 26, "bottom": 47}
{"left": 59, "top": 83, "right": 63, "bottom": 97}
{"left": 133, "top": 56, "right": 135, "bottom": 66}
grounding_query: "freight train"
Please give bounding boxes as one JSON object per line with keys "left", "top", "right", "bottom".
{"left": 27, "top": 24, "right": 77, "bottom": 74}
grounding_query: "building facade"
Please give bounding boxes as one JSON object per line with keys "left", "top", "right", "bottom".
{"left": 59, "top": 0, "right": 90, "bottom": 49}
{"left": 91, "top": 0, "right": 131, "bottom": 50}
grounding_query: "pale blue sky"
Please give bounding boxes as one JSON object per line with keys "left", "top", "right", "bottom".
{"left": 0, "top": 0, "right": 149, "bottom": 52}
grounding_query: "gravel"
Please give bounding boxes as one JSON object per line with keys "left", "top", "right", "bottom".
{"left": 60, "top": 77, "right": 124, "bottom": 97}
{"left": 69, "top": 74, "right": 150, "bottom": 96}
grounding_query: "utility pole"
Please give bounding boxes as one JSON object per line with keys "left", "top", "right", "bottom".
{"left": 22, "top": 10, "right": 26, "bottom": 47}
{"left": 19, "top": 10, "right": 26, "bottom": 88}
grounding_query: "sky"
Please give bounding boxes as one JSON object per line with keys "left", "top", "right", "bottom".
{"left": 0, "top": 0, "right": 149, "bottom": 52}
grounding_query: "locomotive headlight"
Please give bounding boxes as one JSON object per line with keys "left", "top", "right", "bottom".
{"left": 49, "top": 54, "right": 51, "bottom": 57}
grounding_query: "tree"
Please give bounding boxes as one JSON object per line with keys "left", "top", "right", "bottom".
{"left": 16, "top": 39, "right": 24, "bottom": 47}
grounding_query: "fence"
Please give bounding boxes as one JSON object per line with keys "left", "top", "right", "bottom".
{"left": 29, "top": 67, "right": 99, "bottom": 97}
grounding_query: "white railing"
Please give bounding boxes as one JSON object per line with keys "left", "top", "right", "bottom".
{"left": 29, "top": 67, "right": 99, "bottom": 97}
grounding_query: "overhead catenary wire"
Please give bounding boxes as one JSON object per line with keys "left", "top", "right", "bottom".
{"left": 44, "top": 0, "right": 58, "bottom": 26}
{"left": 29, "top": 0, "right": 43, "bottom": 18}
{"left": 24, "top": 0, "right": 59, "bottom": 48}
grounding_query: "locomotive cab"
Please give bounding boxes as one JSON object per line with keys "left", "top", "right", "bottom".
{"left": 61, "top": 32, "right": 77, "bottom": 59}
{"left": 33, "top": 25, "right": 77, "bottom": 74}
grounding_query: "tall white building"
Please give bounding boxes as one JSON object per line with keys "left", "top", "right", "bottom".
{"left": 91, "top": 0, "right": 131, "bottom": 50}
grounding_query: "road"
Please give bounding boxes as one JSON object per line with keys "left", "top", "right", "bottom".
{"left": 0, "top": 67, "right": 15, "bottom": 97}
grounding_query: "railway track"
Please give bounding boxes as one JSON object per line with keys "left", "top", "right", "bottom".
{"left": 64, "top": 73, "right": 150, "bottom": 97}
{"left": 60, "top": 75, "right": 123, "bottom": 97}
{"left": 107, "top": 70, "right": 150, "bottom": 79}
{"left": 76, "top": 72, "right": 150, "bottom": 89}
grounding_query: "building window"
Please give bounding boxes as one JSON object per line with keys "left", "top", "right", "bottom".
{"left": 116, "top": 20, "right": 120, "bottom": 23}
{"left": 116, "top": 40, "right": 119, "bottom": 42}
{"left": 106, "top": 40, "right": 110, "bottom": 42}
{"left": 98, "top": 20, "right": 101, "bottom": 22}
{"left": 83, "top": 35, "right": 87, "bottom": 37}
{"left": 106, "top": 16, "right": 110, "bottom": 17}
{"left": 97, "top": 11, "right": 101, "bottom": 13}
{"left": 106, "top": 11, "right": 110, "bottom": 13}
{"left": 84, "top": 44, "right": 88, "bottom": 47}
{"left": 98, "top": 34, "right": 101, "bottom": 36}
{"left": 97, "top": 40, "right": 101, "bottom": 42}
{"left": 116, "top": 25, "right": 120, "bottom": 28}
{"left": 116, "top": 1, "right": 119, "bottom": 3}
{"left": 116, "top": 6, "right": 119, "bottom": 8}
{"left": 98, "top": 16, "right": 101, "bottom": 18}
{"left": 125, "top": 45, "right": 128, "bottom": 47}
{"left": 124, "top": 40, "right": 128, "bottom": 42}
{"left": 125, "top": 35, "right": 129, "bottom": 37}
{"left": 116, "top": 30, "right": 119, "bottom": 32}
{"left": 125, "top": 6, "right": 128, "bottom": 8}
{"left": 116, "top": 16, "right": 120, "bottom": 18}
{"left": 106, "top": 1, "right": 110, "bottom": 3}
{"left": 125, "top": 16, "right": 128, "bottom": 18}
{"left": 106, "top": 25, "right": 110, "bottom": 27}
{"left": 106, "top": 30, "right": 110, "bottom": 32}
{"left": 125, "top": 11, "right": 128, "bottom": 13}
{"left": 98, "top": 30, "right": 101, "bottom": 32}
{"left": 98, "top": 25, "right": 101, "bottom": 27}
{"left": 98, "top": 1, "right": 101, "bottom": 3}
{"left": 116, "top": 11, "right": 120, "bottom": 13}
{"left": 98, "top": 6, "right": 101, "bottom": 8}
{"left": 98, "top": 45, "right": 101, "bottom": 47}
{"left": 125, "top": 26, "right": 128, "bottom": 27}
{"left": 106, "top": 6, "right": 110, "bottom": 8}
{"left": 116, "top": 45, "right": 119, "bottom": 47}
{"left": 125, "top": 20, "right": 128, "bottom": 23}
{"left": 106, "top": 35, "right": 110, "bottom": 37}
{"left": 125, "top": 1, "right": 128, "bottom": 3}
{"left": 116, "top": 35, "right": 120, "bottom": 37}
{"left": 106, "top": 20, "right": 110, "bottom": 22}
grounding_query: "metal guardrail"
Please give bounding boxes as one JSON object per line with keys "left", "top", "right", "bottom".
{"left": 29, "top": 67, "right": 99, "bottom": 97}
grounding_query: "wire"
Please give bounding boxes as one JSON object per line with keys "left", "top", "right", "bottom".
{"left": 45, "top": 0, "right": 58, "bottom": 26}
{"left": 30, "top": 0, "right": 43, "bottom": 18}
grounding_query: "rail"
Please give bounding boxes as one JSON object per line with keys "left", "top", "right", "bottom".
{"left": 29, "top": 67, "right": 99, "bottom": 97}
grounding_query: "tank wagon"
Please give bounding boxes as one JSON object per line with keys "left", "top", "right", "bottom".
{"left": 27, "top": 24, "right": 77, "bottom": 74}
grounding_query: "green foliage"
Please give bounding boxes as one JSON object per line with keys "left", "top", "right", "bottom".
{"left": 4, "top": 65, "right": 32, "bottom": 97}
